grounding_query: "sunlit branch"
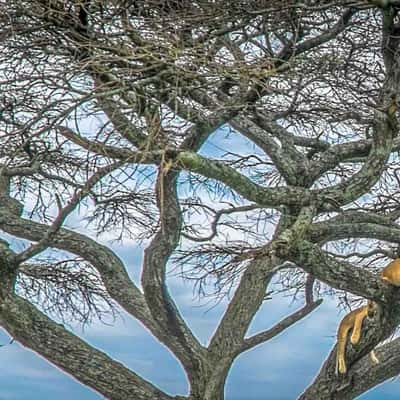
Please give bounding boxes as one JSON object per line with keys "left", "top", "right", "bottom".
{"left": 176, "top": 151, "right": 312, "bottom": 208}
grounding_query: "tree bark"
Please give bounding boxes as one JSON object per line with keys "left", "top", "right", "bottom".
{"left": 0, "top": 295, "right": 174, "bottom": 400}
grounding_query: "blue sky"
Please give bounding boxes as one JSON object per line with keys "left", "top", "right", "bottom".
{"left": 1, "top": 130, "right": 399, "bottom": 399}
{"left": 0, "top": 243, "right": 399, "bottom": 399}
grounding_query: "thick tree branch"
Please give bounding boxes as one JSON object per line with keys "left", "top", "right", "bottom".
{"left": 309, "top": 222, "right": 400, "bottom": 245}
{"left": 0, "top": 208, "right": 154, "bottom": 326}
{"left": 309, "top": 136, "right": 400, "bottom": 179}
{"left": 0, "top": 295, "right": 174, "bottom": 400}
{"left": 0, "top": 206, "right": 208, "bottom": 392}
{"left": 328, "top": 337, "right": 400, "bottom": 399}
{"left": 249, "top": 115, "right": 310, "bottom": 167}
{"left": 142, "top": 169, "right": 206, "bottom": 384}
{"left": 288, "top": 240, "right": 393, "bottom": 302}
{"left": 315, "top": 113, "right": 394, "bottom": 207}
{"left": 93, "top": 76, "right": 150, "bottom": 148}
{"left": 208, "top": 207, "right": 317, "bottom": 359}
{"left": 231, "top": 116, "right": 310, "bottom": 186}
{"left": 314, "top": 210, "right": 397, "bottom": 228}
{"left": 176, "top": 151, "right": 312, "bottom": 208}
{"left": 312, "top": 6, "right": 399, "bottom": 206}
{"left": 298, "top": 302, "right": 399, "bottom": 400}
{"left": 208, "top": 256, "right": 279, "bottom": 358}
{"left": 287, "top": 8, "right": 357, "bottom": 57}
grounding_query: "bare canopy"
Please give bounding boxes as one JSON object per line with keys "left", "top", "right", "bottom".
{"left": 1, "top": 1, "right": 400, "bottom": 399}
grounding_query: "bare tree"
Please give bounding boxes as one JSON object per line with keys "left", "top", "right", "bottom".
{"left": 1, "top": 1, "right": 400, "bottom": 399}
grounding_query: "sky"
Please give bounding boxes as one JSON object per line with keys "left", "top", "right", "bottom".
{"left": 1, "top": 130, "right": 400, "bottom": 399}
{"left": 0, "top": 242, "right": 399, "bottom": 399}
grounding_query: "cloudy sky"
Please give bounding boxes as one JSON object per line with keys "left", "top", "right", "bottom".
{"left": 1, "top": 131, "right": 399, "bottom": 399}
{"left": 0, "top": 242, "right": 399, "bottom": 400}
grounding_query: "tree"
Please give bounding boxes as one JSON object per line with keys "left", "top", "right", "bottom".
{"left": 1, "top": 0, "right": 400, "bottom": 399}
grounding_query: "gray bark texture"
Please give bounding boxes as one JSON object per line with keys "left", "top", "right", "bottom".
{"left": 1, "top": 1, "right": 400, "bottom": 400}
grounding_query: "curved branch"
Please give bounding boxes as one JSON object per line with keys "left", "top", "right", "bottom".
{"left": 0, "top": 295, "right": 174, "bottom": 400}
{"left": 207, "top": 208, "right": 317, "bottom": 359}
{"left": 176, "top": 151, "right": 311, "bottom": 208}
{"left": 230, "top": 116, "right": 309, "bottom": 186}
{"left": 288, "top": 240, "right": 393, "bottom": 303}
{"left": 311, "top": 6, "right": 400, "bottom": 207}
{"left": 309, "top": 136, "right": 400, "bottom": 179}
{"left": 315, "top": 116, "right": 393, "bottom": 207}
{"left": 15, "top": 161, "right": 125, "bottom": 264}
{"left": 240, "top": 298, "right": 322, "bottom": 353}
{"left": 314, "top": 210, "right": 397, "bottom": 227}
{"left": 182, "top": 204, "right": 261, "bottom": 242}
{"left": 141, "top": 168, "right": 206, "bottom": 384}
{"left": 328, "top": 337, "right": 400, "bottom": 399}
{"left": 309, "top": 222, "right": 400, "bottom": 245}
{"left": 58, "top": 126, "right": 138, "bottom": 159}
{"left": 245, "top": 8, "right": 357, "bottom": 102}
{"left": 332, "top": 248, "right": 395, "bottom": 260}
{"left": 288, "top": 8, "right": 357, "bottom": 57}
{"left": 0, "top": 208, "right": 153, "bottom": 326}
{"left": 298, "top": 302, "right": 399, "bottom": 400}
{"left": 208, "top": 255, "right": 279, "bottom": 358}
{"left": 0, "top": 206, "right": 207, "bottom": 388}
{"left": 58, "top": 126, "right": 173, "bottom": 164}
